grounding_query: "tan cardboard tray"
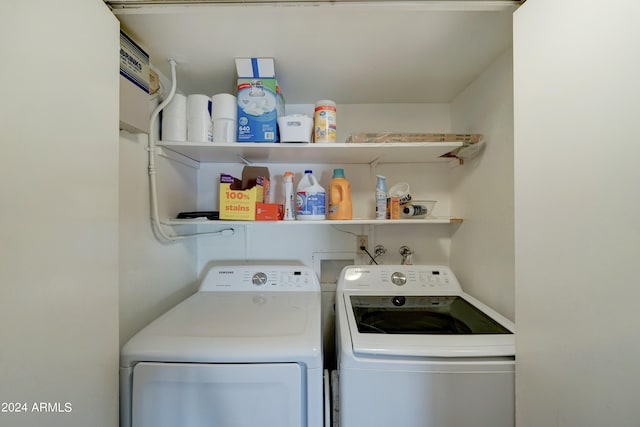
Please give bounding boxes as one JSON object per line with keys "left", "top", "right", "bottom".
{"left": 346, "top": 132, "right": 484, "bottom": 160}
{"left": 346, "top": 132, "right": 482, "bottom": 144}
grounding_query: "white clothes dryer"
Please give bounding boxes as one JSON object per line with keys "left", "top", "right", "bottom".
{"left": 335, "top": 265, "right": 515, "bottom": 427}
{"left": 120, "top": 264, "right": 323, "bottom": 427}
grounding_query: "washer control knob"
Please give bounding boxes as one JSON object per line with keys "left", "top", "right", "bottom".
{"left": 391, "top": 272, "right": 407, "bottom": 286}
{"left": 392, "top": 296, "right": 406, "bottom": 306}
{"left": 252, "top": 272, "right": 268, "bottom": 286}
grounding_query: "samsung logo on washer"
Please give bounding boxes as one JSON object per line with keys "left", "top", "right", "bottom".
{"left": 344, "top": 268, "right": 370, "bottom": 281}
{"left": 217, "top": 271, "right": 235, "bottom": 275}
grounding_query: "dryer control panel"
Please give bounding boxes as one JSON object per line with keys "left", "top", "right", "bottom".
{"left": 199, "top": 264, "right": 320, "bottom": 292}
{"left": 338, "top": 265, "right": 462, "bottom": 293}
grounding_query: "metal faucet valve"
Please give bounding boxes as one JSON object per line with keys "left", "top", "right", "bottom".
{"left": 399, "top": 245, "right": 414, "bottom": 265}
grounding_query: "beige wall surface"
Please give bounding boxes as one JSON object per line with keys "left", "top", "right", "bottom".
{"left": 514, "top": 0, "right": 640, "bottom": 425}
{"left": 0, "top": 1, "right": 120, "bottom": 426}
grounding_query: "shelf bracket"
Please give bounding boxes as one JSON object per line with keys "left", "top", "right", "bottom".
{"left": 369, "top": 156, "right": 383, "bottom": 168}
{"left": 238, "top": 155, "right": 252, "bottom": 165}
{"left": 157, "top": 147, "right": 200, "bottom": 169}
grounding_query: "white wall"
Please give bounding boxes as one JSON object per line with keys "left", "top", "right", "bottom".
{"left": 118, "top": 132, "right": 198, "bottom": 346}
{"left": 0, "top": 1, "right": 119, "bottom": 426}
{"left": 514, "top": 1, "right": 640, "bottom": 425}
{"left": 450, "top": 48, "right": 515, "bottom": 320}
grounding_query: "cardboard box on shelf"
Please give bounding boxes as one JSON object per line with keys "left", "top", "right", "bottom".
{"left": 219, "top": 166, "right": 271, "bottom": 220}
{"left": 236, "top": 57, "right": 285, "bottom": 143}
{"left": 242, "top": 166, "right": 271, "bottom": 202}
{"left": 235, "top": 57, "right": 276, "bottom": 78}
{"left": 119, "top": 30, "right": 150, "bottom": 134}
{"left": 256, "top": 203, "right": 283, "bottom": 221}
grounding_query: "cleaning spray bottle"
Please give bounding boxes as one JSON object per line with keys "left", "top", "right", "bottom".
{"left": 283, "top": 171, "right": 296, "bottom": 221}
{"left": 328, "top": 168, "right": 352, "bottom": 220}
{"left": 375, "top": 175, "right": 388, "bottom": 220}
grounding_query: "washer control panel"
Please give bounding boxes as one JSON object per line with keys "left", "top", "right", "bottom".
{"left": 199, "top": 265, "right": 319, "bottom": 291}
{"left": 339, "top": 265, "right": 461, "bottom": 292}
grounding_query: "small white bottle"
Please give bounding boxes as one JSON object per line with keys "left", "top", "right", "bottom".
{"left": 283, "top": 172, "right": 296, "bottom": 221}
{"left": 375, "top": 175, "right": 388, "bottom": 220}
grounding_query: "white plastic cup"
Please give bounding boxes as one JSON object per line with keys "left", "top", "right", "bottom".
{"left": 187, "top": 94, "right": 213, "bottom": 142}
{"left": 161, "top": 93, "right": 187, "bottom": 142}
{"left": 388, "top": 182, "right": 412, "bottom": 205}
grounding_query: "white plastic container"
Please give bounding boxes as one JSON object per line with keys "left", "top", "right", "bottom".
{"left": 296, "top": 170, "right": 326, "bottom": 220}
{"left": 313, "top": 100, "right": 337, "bottom": 143}
{"left": 278, "top": 114, "right": 313, "bottom": 143}
{"left": 283, "top": 172, "right": 296, "bottom": 221}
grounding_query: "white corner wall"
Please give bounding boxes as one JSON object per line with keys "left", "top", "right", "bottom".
{"left": 514, "top": 1, "right": 640, "bottom": 425}
{"left": 450, "top": 49, "right": 515, "bottom": 321}
{"left": 0, "top": 1, "right": 119, "bottom": 426}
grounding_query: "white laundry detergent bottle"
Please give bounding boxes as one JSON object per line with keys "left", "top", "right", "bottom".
{"left": 296, "top": 170, "right": 326, "bottom": 220}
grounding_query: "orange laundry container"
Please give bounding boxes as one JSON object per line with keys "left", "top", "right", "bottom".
{"left": 328, "top": 168, "right": 352, "bottom": 220}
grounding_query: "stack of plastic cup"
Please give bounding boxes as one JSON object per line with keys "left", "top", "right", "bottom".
{"left": 161, "top": 93, "right": 187, "bottom": 142}
{"left": 211, "top": 93, "right": 237, "bottom": 143}
{"left": 187, "top": 94, "right": 213, "bottom": 142}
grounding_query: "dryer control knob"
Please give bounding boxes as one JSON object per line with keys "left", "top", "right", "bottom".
{"left": 392, "top": 296, "right": 406, "bottom": 306}
{"left": 391, "top": 272, "right": 407, "bottom": 286}
{"left": 252, "top": 272, "right": 268, "bottom": 286}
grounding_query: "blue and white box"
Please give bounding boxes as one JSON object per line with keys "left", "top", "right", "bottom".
{"left": 236, "top": 57, "right": 285, "bottom": 143}
{"left": 119, "top": 30, "right": 150, "bottom": 134}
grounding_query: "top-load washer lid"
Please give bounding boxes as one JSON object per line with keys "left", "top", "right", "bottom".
{"left": 337, "top": 265, "right": 515, "bottom": 358}
{"left": 120, "top": 264, "right": 322, "bottom": 368}
{"left": 350, "top": 295, "right": 512, "bottom": 335}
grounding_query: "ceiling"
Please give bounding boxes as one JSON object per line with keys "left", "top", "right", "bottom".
{"left": 110, "top": 1, "right": 518, "bottom": 104}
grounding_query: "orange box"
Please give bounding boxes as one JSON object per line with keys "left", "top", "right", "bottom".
{"left": 256, "top": 203, "right": 283, "bottom": 221}
{"left": 387, "top": 197, "right": 400, "bottom": 219}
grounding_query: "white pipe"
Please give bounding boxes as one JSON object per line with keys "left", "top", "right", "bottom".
{"left": 147, "top": 59, "right": 177, "bottom": 241}
{"left": 147, "top": 59, "right": 234, "bottom": 241}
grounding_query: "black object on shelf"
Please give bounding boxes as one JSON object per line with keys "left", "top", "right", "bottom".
{"left": 176, "top": 211, "right": 219, "bottom": 220}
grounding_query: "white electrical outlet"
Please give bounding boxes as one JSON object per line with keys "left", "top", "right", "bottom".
{"left": 356, "top": 235, "right": 368, "bottom": 254}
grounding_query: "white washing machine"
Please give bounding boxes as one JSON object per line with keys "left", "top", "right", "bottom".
{"left": 335, "top": 265, "right": 515, "bottom": 427}
{"left": 120, "top": 264, "right": 324, "bottom": 427}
